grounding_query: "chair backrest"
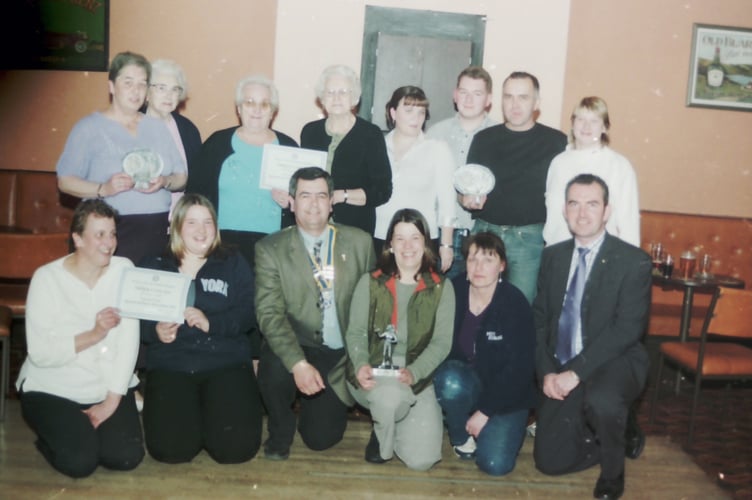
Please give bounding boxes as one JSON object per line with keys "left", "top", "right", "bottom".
{"left": 0, "top": 232, "right": 70, "bottom": 279}
{"left": 703, "top": 287, "right": 752, "bottom": 339}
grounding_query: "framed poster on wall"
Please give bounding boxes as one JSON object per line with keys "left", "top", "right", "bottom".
{"left": 2, "top": 0, "right": 109, "bottom": 71}
{"left": 687, "top": 23, "right": 752, "bottom": 112}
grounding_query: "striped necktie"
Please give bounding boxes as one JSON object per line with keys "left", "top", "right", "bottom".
{"left": 556, "top": 247, "right": 590, "bottom": 364}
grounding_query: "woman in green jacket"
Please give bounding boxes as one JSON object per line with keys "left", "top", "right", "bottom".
{"left": 345, "top": 208, "right": 455, "bottom": 471}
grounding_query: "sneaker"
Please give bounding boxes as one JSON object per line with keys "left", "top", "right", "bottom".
{"left": 453, "top": 436, "right": 476, "bottom": 460}
{"left": 526, "top": 421, "right": 537, "bottom": 437}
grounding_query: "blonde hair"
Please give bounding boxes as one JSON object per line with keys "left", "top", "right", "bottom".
{"left": 569, "top": 96, "right": 611, "bottom": 146}
{"left": 169, "top": 194, "right": 221, "bottom": 260}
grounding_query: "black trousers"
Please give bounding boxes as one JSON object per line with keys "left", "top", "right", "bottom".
{"left": 143, "top": 363, "right": 263, "bottom": 464}
{"left": 533, "top": 355, "right": 646, "bottom": 480}
{"left": 258, "top": 342, "right": 348, "bottom": 451}
{"left": 20, "top": 388, "right": 144, "bottom": 478}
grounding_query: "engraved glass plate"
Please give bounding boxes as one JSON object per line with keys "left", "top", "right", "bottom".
{"left": 453, "top": 163, "right": 496, "bottom": 196}
{"left": 123, "top": 148, "right": 164, "bottom": 190}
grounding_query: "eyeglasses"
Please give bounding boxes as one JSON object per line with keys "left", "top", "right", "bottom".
{"left": 241, "top": 99, "right": 272, "bottom": 111}
{"left": 150, "top": 83, "right": 183, "bottom": 96}
{"left": 324, "top": 88, "right": 352, "bottom": 99}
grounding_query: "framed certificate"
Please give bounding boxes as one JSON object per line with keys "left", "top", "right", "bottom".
{"left": 117, "top": 267, "right": 192, "bottom": 323}
{"left": 260, "top": 144, "right": 328, "bottom": 190}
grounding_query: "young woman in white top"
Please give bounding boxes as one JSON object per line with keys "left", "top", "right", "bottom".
{"left": 374, "top": 86, "right": 456, "bottom": 272}
{"left": 543, "top": 96, "right": 640, "bottom": 247}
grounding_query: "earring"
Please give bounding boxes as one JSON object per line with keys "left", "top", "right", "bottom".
{"left": 498, "top": 273, "right": 503, "bottom": 283}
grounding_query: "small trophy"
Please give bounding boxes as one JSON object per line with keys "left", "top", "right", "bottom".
{"left": 123, "top": 148, "right": 164, "bottom": 190}
{"left": 371, "top": 324, "right": 400, "bottom": 377}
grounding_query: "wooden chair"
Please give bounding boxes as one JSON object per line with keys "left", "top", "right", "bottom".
{"left": 649, "top": 286, "right": 752, "bottom": 445}
{"left": 0, "top": 232, "right": 70, "bottom": 420}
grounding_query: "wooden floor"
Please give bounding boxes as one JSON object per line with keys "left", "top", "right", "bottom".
{"left": 0, "top": 399, "right": 727, "bottom": 499}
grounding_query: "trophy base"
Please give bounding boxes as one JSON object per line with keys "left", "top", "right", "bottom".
{"left": 372, "top": 367, "right": 400, "bottom": 377}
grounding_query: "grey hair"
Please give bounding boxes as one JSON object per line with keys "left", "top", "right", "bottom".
{"left": 150, "top": 59, "right": 189, "bottom": 101}
{"left": 235, "top": 74, "right": 280, "bottom": 113}
{"left": 314, "top": 64, "right": 361, "bottom": 104}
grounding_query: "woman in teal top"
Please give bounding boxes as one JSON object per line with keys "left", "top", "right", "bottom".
{"left": 187, "top": 74, "right": 298, "bottom": 267}
{"left": 186, "top": 75, "right": 298, "bottom": 356}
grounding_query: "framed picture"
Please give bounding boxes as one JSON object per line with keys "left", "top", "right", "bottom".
{"left": 3, "top": 0, "right": 109, "bottom": 71}
{"left": 687, "top": 23, "right": 752, "bottom": 111}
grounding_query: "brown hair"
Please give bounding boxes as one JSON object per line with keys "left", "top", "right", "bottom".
{"left": 462, "top": 232, "right": 507, "bottom": 263}
{"left": 377, "top": 208, "right": 437, "bottom": 279}
{"left": 385, "top": 86, "right": 430, "bottom": 130}
{"left": 108, "top": 51, "right": 151, "bottom": 83}
{"left": 457, "top": 66, "right": 492, "bottom": 93}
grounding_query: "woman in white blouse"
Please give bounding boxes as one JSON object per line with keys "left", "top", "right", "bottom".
{"left": 543, "top": 96, "right": 640, "bottom": 247}
{"left": 16, "top": 199, "right": 143, "bottom": 478}
{"left": 375, "top": 86, "right": 456, "bottom": 272}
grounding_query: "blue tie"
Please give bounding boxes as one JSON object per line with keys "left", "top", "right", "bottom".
{"left": 556, "top": 247, "right": 590, "bottom": 364}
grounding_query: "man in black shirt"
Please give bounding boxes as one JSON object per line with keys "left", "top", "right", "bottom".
{"left": 463, "top": 72, "right": 566, "bottom": 304}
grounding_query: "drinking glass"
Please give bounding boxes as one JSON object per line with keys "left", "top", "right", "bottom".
{"left": 651, "top": 242, "right": 664, "bottom": 275}
{"left": 699, "top": 254, "right": 713, "bottom": 277}
{"left": 661, "top": 254, "right": 674, "bottom": 278}
{"left": 679, "top": 251, "right": 697, "bottom": 279}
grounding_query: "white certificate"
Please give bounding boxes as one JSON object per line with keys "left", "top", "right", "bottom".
{"left": 117, "top": 267, "right": 191, "bottom": 323}
{"left": 260, "top": 144, "right": 328, "bottom": 190}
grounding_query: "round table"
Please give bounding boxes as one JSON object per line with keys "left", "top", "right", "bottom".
{"left": 652, "top": 273, "right": 745, "bottom": 341}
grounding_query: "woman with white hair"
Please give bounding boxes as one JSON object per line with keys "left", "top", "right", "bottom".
{"left": 145, "top": 59, "right": 202, "bottom": 211}
{"left": 186, "top": 74, "right": 298, "bottom": 267}
{"left": 300, "top": 64, "right": 392, "bottom": 235}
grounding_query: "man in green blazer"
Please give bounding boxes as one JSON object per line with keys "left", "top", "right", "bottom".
{"left": 255, "top": 167, "right": 376, "bottom": 460}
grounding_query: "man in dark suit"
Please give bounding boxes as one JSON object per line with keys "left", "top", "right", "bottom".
{"left": 255, "top": 167, "right": 376, "bottom": 460}
{"left": 532, "top": 174, "right": 651, "bottom": 500}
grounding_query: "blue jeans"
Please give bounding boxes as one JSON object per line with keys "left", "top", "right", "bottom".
{"left": 444, "top": 228, "right": 470, "bottom": 281}
{"left": 472, "top": 220, "right": 544, "bottom": 304}
{"left": 434, "top": 360, "right": 528, "bottom": 476}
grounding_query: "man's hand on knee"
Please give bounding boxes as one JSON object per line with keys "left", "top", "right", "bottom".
{"left": 543, "top": 371, "right": 580, "bottom": 400}
{"left": 292, "top": 360, "right": 325, "bottom": 395}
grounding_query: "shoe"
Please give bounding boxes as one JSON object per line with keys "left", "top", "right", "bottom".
{"left": 526, "top": 421, "right": 537, "bottom": 437}
{"left": 365, "top": 431, "right": 387, "bottom": 464}
{"left": 624, "top": 418, "right": 645, "bottom": 460}
{"left": 134, "top": 390, "right": 144, "bottom": 413}
{"left": 452, "top": 436, "right": 476, "bottom": 460}
{"left": 593, "top": 473, "right": 624, "bottom": 499}
{"left": 625, "top": 427, "right": 645, "bottom": 459}
{"left": 263, "top": 440, "right": 290, "bottom": 461}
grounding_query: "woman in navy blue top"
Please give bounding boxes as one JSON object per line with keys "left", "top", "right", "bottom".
{"left": 434, "top": 231, "right": 536, "bottom": 476}
{"left": 140, "top": 194, "right": 261, "bottom": 464}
